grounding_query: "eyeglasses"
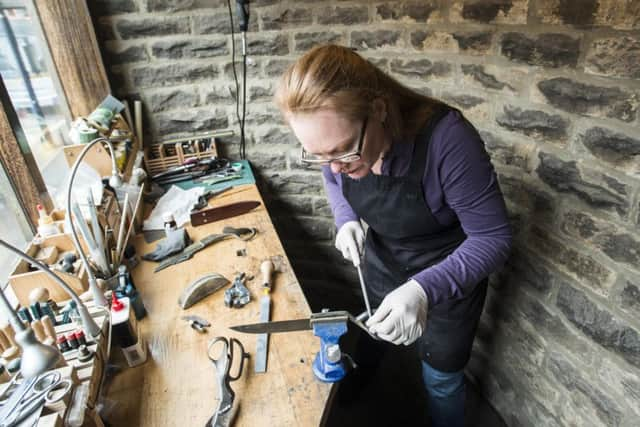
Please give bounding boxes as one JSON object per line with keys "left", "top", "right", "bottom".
{"left": 300, "top": 117, "right": 368, "bottom": 165}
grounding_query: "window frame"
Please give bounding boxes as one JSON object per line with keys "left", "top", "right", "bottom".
{"left": 0, "top": 0, "right": 111, "bottom": 227}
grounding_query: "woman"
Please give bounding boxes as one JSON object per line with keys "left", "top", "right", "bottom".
{"left": 275, "top": 45, "right": 512, "bottom": 427}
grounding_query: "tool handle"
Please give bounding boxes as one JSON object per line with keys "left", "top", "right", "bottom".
{"left": 260, "top": 259, "right": 275, "bottom": 291}
{"left": 0, "top": 323, "right": 16, "bottom": 347}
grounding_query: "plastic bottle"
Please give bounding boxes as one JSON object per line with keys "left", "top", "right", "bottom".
{"left": 36, "top": 204, "right": 59, "bottom": 237}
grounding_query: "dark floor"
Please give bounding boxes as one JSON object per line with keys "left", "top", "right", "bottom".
{"left": 321, "top": 328, "right": 507, "bottom": 427}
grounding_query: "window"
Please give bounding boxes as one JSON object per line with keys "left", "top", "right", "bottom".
{"left": 0, "top": 0, "right": 71, "bottom": 201}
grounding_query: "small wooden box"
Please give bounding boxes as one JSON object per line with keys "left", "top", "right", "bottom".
{"left": 144, "top": 132, "right": 221, "bottom": 176}
{"left": 8, "top": 237, "right": 89, "bottom": 306}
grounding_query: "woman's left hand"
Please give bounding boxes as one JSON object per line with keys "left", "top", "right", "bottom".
{"left": 365, "top": 280, "right": 428, "bottom": 345}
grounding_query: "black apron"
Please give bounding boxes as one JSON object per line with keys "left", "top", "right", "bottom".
{"left": 341, "top": 107, "right": 487, "bottom": 372}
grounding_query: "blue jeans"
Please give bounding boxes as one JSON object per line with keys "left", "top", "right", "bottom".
{"left": 422, "top": 360, "right": 465, "bottom": 427}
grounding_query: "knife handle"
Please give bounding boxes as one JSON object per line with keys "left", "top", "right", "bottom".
{"left": 260, "top": 259, "right": 275, "bottom": 293}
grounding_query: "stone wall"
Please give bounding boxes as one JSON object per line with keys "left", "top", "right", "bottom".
{"left": 89, "top": 1, "right": 640, "bottom": 425}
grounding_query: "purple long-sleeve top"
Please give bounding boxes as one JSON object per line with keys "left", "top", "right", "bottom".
{"left": 322, "top": 110, "right": 512, "bottom": 306}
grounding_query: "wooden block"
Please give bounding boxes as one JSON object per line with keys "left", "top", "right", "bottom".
{"left": 35, "top": 246, "right": 58, "bottom": 265}
{"left": 37, "top": 413, "right": 63, "bottom": 427}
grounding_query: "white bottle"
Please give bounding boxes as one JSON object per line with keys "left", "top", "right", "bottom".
{"left": 36, "top": 204, "right": 59, "bottom": 237}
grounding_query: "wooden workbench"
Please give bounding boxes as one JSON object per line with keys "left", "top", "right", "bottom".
{"left": 104, "top": 184, "right": 333, "bottom": 426}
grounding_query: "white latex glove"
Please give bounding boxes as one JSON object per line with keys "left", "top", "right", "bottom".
{"left": 335, "top": 221, "right": 365, "bottom": 267}
{"left": 366, "top": 279, "right": 428, "bottom": 346}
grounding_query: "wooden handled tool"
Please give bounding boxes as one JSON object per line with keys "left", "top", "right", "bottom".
{"left": 31, "top": 320, "right": 46, "bottom": 342}
{"left": 0, "top": 323, "right": 16, "bottom": 347}
{"left": 255, "top": 259, "right": 275, "bottom": 373}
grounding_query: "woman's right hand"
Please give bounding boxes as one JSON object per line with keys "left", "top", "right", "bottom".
{"left": 335, "top": 221, "right": 365, "bottom": 267}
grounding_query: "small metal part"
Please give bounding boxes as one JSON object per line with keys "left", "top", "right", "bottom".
{"left": 182, "top": 315, "right": 211, "bottom": 333}
{"left": 224, "top": 273, "right": 251, "bottom": 308}
{"left": 235, "top": 249, "right": 246, "bottom": 257}
{"left": 77, "top": 345, "right": 94, "bottom": 363}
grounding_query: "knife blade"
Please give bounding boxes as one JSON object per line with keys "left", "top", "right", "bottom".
{"left": 230, "top": 318, "right": 312, "bottom": 334}
{"left": 190, "top": 201, "right": 260, "bottom": 227}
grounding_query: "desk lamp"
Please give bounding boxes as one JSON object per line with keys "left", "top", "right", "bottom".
{"left": 65, "top": 136, "right": 122, "bottom": 307}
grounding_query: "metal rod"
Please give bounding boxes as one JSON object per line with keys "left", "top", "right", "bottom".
{"left": 356, "top": 265, "right": 372, "bottom": 318}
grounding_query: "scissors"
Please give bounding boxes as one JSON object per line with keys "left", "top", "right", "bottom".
{"left": 205, "top": 337, "right": 250, "bottom": 427}
{"left": 0, "top": 371, "right": 72, "bottom": 427}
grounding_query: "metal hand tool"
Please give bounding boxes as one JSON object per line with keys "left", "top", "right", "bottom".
{"left": 206, "top": 336, "right": 249, "bottom": 427}
{"left": 154, "top": 227, "right": 256, "bottom": 272}
{"left": 0, "top": 371, "right": 72, "bottom": 427}
{"left": 356, "top": 264, "right": 372, "bottom": 318}
{"left": 224, "top": 273, "right": 251, "bottom": 308}
{"left": 182, "top": 315, "right": 211, "bottom": 333}
{"left": 255, "top": 259, "right": 275, "bottom": 373}
{"left": 231, "top": 310, "right": 378, "bottom": 383}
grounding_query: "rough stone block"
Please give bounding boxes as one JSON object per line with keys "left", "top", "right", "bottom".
{"left": 267, "top": 172, "right": 324, "bottom": 195}
{"left": 351, "top": 30, "right": 401, "bottom": 50}
{"left": 533, "top": 0, "right": 640, "bottom": 30}
{"left": 313, "top": 197, "right": 332, "bottom": 217}
{"left": 556, "top": 283, "right": 640, "bottom": 368}
{"left": 90, "top": 0, "right": 138, "bottom": 15}
{"left": 529, "top": 226, "right": 614, "bottom": 295}
{"left": 514, "top": 289, "right": 594, "bottom": 357}
{"left": 410, "top": 31, "right": 458, "bottom": 52}
{"left": 536, "top": 152, "right": 629, "bottom": 217}
{"left": 294, "top": 32, "right": 343, "bottom": 53}
{"left": 247, "top": 150, "right": 286, "bottom": 170}
{"left": 261, "top": 8, "right": 312, "bottom": 30}
{"left": 618, "top": 279, "right": 640, "bottom": 319}
{"left": 155, "top": 108, "right": 229, "bottom": 135}
{"left": 132, "top": 63, "right": 218, "bottom": 88}
{"left": 500, "top": 32, "right": 580, "bottom": 68}
{"left": 275, "top": 216, "right": 334, "bottom": 241}
{"left": 376, "top": 1, "right": 441, "bottom": 22}
{"left": 481, "top": 131, "right": 531, "bottom": 171}
{"left": 249, "top": 84, "right": 273, "bottom": 102}
{"left": 451, "top": 0, "right": 528, "bottom": 24}
{"left": 148, "top": 88, "right": 199, "bottom": 112}
{"left": 497, "top": 106, "right": 568, "bottom": 141}
{"left": 597, "top": 233, "right": 640, "bottom": 266}
{"left": 115, "top": 17, "right": 190, "bottom": 39}
{"left": 499, "top": 175, "right": 554, "bottom": 224}
{"left": 536, "top": 77, "right": 637, "bottom": 122}
{"left": 204, "top": 84, "right": 237, "bottom": 105}
{"left": 317, "top": 6, "right": 368, "bottom": 25}
{"left": 258, "top": 127, "right": 297, "bottom": 145}
{"left": 269, "top": 194, "right": 314, "bottom": 216}
{"left": 244, "top": 110, "right": 283, "bottom": 126}
{"left": 597, "top": 353, "right": 640, "bottom": 417}
{"left": 193, "top": 12, "right": 258, "bottom": 35}
{"left": 561, "top": 210, "right": 601, "bottom": 240}
{"left": 547, "top": 351, "right": 624, "bottom": 426}
{"left": 586, "top": 36, "right": 640, "bottom": 79}
{"left": 247, "top": 34, "right": 289, "bottom": 56}
{"left": 104, "top": 44, "right": 148, "bottom": 65}
{"left": 223, "top": 59, "right": 261, "bottom": 78}
{"left": 147, "top": 0, "right": 198, "bottom": 12}
{"left": 451, "top": 31, "right": 494, "bottom": 54}
{"left": 581, "top": 126, "right": 640, "bottom": 169}
{"left": 501, "top": 247, "right": 555, "bottom": 294}
{"left": 152, "top": 39, "right": 228, "bottom": 59}
{"left": 441, "top": 92, "right": 489, "bottom": 124}
{"left": 390, "top": 59, "right": 452, "bottom": 78}
{"left": 264, "top": 58, "right": 293, "bottom": 77}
